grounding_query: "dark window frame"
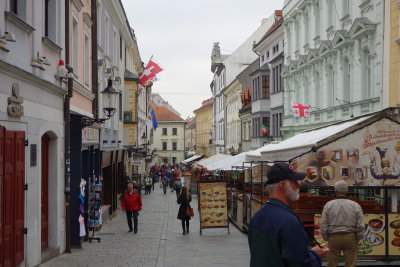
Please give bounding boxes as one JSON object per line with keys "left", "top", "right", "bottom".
{"left": 172, "top": 142, "right": 177, "bottom": 151}
{"left": 162, "top": 142, "right": 167, "bottom": 151}
{"left": 162, "top": 128, "right": 167, "bottom": 135}
{"left": 172, "top": 128, "right": 177, "bottom": 135}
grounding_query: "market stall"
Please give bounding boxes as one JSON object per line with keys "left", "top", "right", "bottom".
{"left": 259, "top": 108, "right": 400, "bottom": 262}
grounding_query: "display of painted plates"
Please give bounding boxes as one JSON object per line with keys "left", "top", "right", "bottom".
{"left": 364, "top": 232, "right": 384, "bottom": 246}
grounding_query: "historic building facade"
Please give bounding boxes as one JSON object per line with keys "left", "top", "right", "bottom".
{"left": 210, "top": 16, "right": 274, "bottom": 154}
{"left": 225, "top": 79, "right": 242, "bottom": 154}
{"left": 254, "top": 10, "right": 284, "bottom": 141}
{"left": 194, "top": 98, "right": 213, "bottom": 157}
{"left": 184, "top": 117, "right": 196, "bottom": 157}
{"left": 0, "top": 1, "right": 66, "bottom": 265}
{"left": 282, "top": 0, "right": 385, "bottom": 138}
{"left": 383, "top": 0, "right": 400, "bottom": 108}
{"left": 152, "top": 104, "right": 185, "bottom": 164}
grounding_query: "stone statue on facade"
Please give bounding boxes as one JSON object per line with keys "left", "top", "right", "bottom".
{"left": 211, "top": 42, "right": 221, "bottom": 59}
{"left": 7, "top": 82, "right": 24, "bottom": 118}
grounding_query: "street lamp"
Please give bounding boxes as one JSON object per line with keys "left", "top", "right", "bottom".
{"left": 101, "top": 79, "right": 120, "bottom": 119}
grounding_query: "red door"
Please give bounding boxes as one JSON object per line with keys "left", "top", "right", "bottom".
{"left": 2, "top": 130, "right": 25, "bottom": 267}
{"left": 41, "top": 134, "right": 49, "bottom": 251}
{"left": 0, "top": 126, "right": 5, "bottom": 266}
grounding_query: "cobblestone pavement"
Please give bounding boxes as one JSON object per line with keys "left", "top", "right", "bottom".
{"left": 40, "top": 184, "right": 250, "bottom": 267}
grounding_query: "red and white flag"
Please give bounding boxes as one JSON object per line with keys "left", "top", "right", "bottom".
{"left": 139, "top": 60, "right": 163, "bottom": 85}
{"left": 291, "top": 102, "right": 310, "bottom": 117}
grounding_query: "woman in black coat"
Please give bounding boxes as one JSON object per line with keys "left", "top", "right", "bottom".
{"left": 177, "top": 187, "right": 192, "bottom": 235}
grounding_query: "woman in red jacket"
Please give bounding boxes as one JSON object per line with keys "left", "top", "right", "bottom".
{"left": 121, "top": 182, "right": 142, "bottom": 233}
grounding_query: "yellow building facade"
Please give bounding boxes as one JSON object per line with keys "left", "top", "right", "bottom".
{"left": 194, "top": 99, "right": 213, "bottom": 157}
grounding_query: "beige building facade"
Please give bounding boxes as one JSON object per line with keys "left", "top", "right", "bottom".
{"left": 225, "top": 79, "right": 242, "bottom": 154}
{"left": 194, "top": 98, "right": 213, "bottom": 157}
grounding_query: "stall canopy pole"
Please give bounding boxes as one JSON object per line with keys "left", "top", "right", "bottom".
{"left": 261, "top": 163, "right": 263, "bottom": 203}
{"left": 384, "top": 188, "right": 389, "bottom": 261}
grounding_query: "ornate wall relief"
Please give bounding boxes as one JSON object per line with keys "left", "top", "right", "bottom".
{"left": 7, "top": 83, "right": 24, "bottom": 118}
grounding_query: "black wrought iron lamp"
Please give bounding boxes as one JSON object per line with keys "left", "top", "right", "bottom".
{"left": 101, "top": 79, "right": 120, "bottom": 119}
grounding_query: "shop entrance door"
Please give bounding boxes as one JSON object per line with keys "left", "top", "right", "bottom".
{"left": 1, "top": 127, "right": 25, "bottom": 267}
{"left": 41, "top": 134, "right": 49, "bottom": 251}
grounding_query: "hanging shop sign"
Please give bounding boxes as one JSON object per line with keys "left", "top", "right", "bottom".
{"left": 82, "top": 127, "right": 99, "bottom": 144}
{"left": 198, "top": 181, "right": 229, "bottom": 234}
{"left": 292, "top": 119, "right": 400, "bottom": 187}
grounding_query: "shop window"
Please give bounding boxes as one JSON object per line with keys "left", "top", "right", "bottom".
{"left": 162, "top": 142, "right": 167, "bottom": 150}
{"left": 172, "top": 128, "right": 177, "bottom": 135}
{"left": 172, "top": 157, "right": 177, "bottom": 163}
{"left": 162, "top": 128, "right": 167, "bottom": 135}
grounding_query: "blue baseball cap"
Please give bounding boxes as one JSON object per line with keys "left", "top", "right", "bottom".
{"left": 266, "top": 162, "right": 306, "bottom": 184}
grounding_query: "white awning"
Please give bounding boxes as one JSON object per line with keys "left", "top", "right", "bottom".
{"left": 181, "top": 154, "right": 203, "bottom": 164}
{"left": 196, "top": 154, "right": 232, "bottom": 168}
{"left": 206, "top": 152, "right": 248, "bottom": 170}
{"left": 261, "top": 116, "right": 372, "bottom": 161}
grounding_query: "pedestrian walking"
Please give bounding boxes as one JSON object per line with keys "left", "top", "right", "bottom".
{"left": 145, "top": 176, "right": 152, "bottom": 194}
{"left": 248, "top": 162, "right": 329, "bottom": 267}
{"left": 321, "top": 180, "right": 365, "bottom": 267}
{"left": 161, "top": 177, "right": 168, "bottom": 194}
{"left": 177, "top": 187, "right": 192, "bottom": 235}
{"left": 174, "top": 179, "right": 182, "bottom": 198}
{"left": 121, "top": 182, "right": 142, "bottom": 233}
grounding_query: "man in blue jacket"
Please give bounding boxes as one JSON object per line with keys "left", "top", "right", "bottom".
{"left": 249, "top": 162, "right": 329, "bottom": 267}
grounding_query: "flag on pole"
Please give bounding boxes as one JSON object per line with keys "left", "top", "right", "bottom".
{"left": 146, "top": 105, "right": 158, "bottom": 130}
{"left": 139, "top": 60, "right": 163, "bottom": 85}
{"left": 258, "top": 123, "right": 269, "bottom": 136}
{"left": 291, "top": 102, "right": 310, "bottom": 117}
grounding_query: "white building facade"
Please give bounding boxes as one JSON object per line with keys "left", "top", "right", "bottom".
{"left": 225, "top": 79, "right": 242, "bottom": 154}
{"left": 210, "top": 16, "right": 274, "bottom": 155}
{"left": 282, "top": 0, "right": 385, "bottom": 137}
{"left": 0, "top": 1, "right": 66, "bottom": 266}
{"left": 154, "top": 122, "right": 185, "bottom": 164}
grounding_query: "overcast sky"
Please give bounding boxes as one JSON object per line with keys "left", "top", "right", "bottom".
{"left": 121, "top": 0, "right": 284, "bottom": 119}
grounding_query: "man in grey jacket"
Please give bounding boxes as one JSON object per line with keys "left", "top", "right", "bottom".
{"left": 321, "top": 180, "right": 365, "bottom": 267}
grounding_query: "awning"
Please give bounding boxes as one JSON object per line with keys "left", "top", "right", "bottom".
{"left": 196, "top": 154, "right": 232, "bottom": 168}
{"left": 261, "top": 115, "right": 373, "bottom": 161}
{"left": 181, "top": 154, "right": 204, "bottom": 164}
{"left": 206, "top": 152, "right": 251, "bottom": 171}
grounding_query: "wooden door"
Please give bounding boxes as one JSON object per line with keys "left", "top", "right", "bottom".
{"left": 41, "top": 134, "right": 49, "bottom": 251}
{"left": 3, "top": 131, "right": 25, "bottom": 267}
{"left": 3, "top": 131, "right": 15, "bottom": 267}
{"left": 0, "top": 126, "right": 5, "bottom": 266}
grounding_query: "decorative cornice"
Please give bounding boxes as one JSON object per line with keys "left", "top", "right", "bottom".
{"left": 73, "top": 80, "right": 95, "bottom": 100}
{"left": 5, "top": 11, "right": 35, "bottom": 34}
{"left": 83, "top": 12, "right": 93, "bottom": 28}
{"left": 42, "top": 37, "right": 62, "bottom": 54}
{"left": 71, "top": 0, "right": 84, "bottom": 11}
{"left": 0, "top": 59, "right": 66, "bottom": 96}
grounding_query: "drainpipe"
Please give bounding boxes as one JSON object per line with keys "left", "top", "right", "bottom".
{"left": 64, "top": 0, "right": 71, "bottom": 253}
{"left": 91, "top": 0, "right": 98, "bottom": 119}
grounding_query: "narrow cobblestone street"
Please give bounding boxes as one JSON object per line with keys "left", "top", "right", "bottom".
{"left": 40, "top": 184, "right": 249, "bottom": 267}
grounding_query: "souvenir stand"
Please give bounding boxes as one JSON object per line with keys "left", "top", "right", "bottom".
{"left": 259, "top": 108, "right": 400, "bottom": 264}
{"left": 87, "top": 176, "right": 102, "bottom": 243}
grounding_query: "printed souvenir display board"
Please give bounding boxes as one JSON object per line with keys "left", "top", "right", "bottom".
{"left": 244, "top": 164, "right": 270, "bottom": 183}
{"left": 292, "top": 119, "right": 400, "bottom": 187}
{"left": 198, "top": 181, "right": 229, "bottom": 228}
{"left": 314, "top": 213, "right": 400, "bottom": 256}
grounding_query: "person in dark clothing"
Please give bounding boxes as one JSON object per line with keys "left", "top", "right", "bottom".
{"left": 249, "top": 162, "right": 329, "bottom": 267}
{"left": 174, "top": 179, "right": 182, "bottom": 198}
{"left": 177, "top": 187, "right": 192, "bottom": 235}
{"left": 121, "top": 183, "right": 142, "bottom": 233}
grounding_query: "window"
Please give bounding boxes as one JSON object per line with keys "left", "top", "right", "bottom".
{"left": 162, "top": 128, "right": 167, "bottom": 135}
{"left": 105, "top": 16, "right": 109, "bottom": 55}
{"left": 172, "top": 157, "right": 177, "bottom": 163}
{"left": 261, "top": 55, "right": 265, "bottom": 62}
{"left": 84, "top": 33, "right": 90, "bottom": 85}
{"left": 262, "top": 76, "right": 270, "bottom": 98}
{"left": 72, "top": 17, "right": 79, "bottom": 72}
{"left": 172, "top": 128, "right": 177, "bottom": 135}
{"left": 162, "top": 142, "right": 167, "bottom": 151}
{"left": 120, "top": 35, "right": 123, "bottom": 60}
{"left": 44, "top": 0, "right": 56, "bottom": 40}
{"left": 123, "top": 111, "right": 132, "bottom": 122}
{"left": 172, "top": 142, "right": 177, "bottom": 151}
{"left": 267, "top": 51, "right": 269, "bottom": 58}
{"left": 119, "top": 93, "right": 122, "bottom": 121}
{"left": 10, "top": 0, "right": 27, "bottom": 21}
